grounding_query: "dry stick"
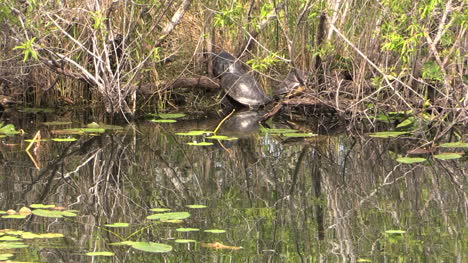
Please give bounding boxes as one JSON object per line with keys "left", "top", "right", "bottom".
{"left": 154, "top": 0, "right": 193, "bottom": 47}
{"left": 328, "top": 22, "right": 420, "bottom": 111}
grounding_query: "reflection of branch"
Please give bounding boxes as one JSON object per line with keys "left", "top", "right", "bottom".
{"left": 327, "top": 164, "right": 417, "bottom": 229}
{"left": 61, "top": 150, "right": 101, "bottom": 179}
{"left": 25, "top": 131, "right": 41, "bottom": 169}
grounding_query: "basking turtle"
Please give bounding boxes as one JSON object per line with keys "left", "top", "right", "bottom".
{"left": 274, "top": 69, "right": 309, "bottom": 95}
{"left": 220, "top": 72, "right": 271, "bottom": 108}
{"left": 213, "top": 51, "right": 244, "bottom": 78}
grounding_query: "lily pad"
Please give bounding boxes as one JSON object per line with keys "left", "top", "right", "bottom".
{"left": 396, "top": 157, "right": 427, "bottom": 164}
{"left": 433, "top": 153, "right": 462, "bottom": 160}
{"left": 0, "top": 253, "right": 14, "bottom": 260}
{"left": 158, "top": 113, "right": 186, "bottom": 119}
{"left": 0, "top": 242, "right": 28, "bottom": 249}
{"left": 30, "top": 204, "right": 56, "bottom": 209}
{"left": 175, "top": 239, "right": 197, "bottom": 243}
{"left": 147, "top": 212, "right": 191, "bottom": 220}
{"left": 204, "top": 229, "right": 226, "bottom": 234}
{"left": 176, "top": 131, "right": 211, "bottom": 136}
{"left": 86, "top": 251, "right": 115, "bottom": 256}
{"left": 368, "top": 131, "right": 409, "bottom": 138}
{"left": 186, "top": 205, "right": 207, "bottom": 209}
{"left": 52, "top": 138, "right": 78, "bottom": 142}
{"left": 439, "top": 142, "right": 468, "bottom": 148}
{"left": 129, "top": 242, "right": 173, "bottom": 253}
{"left": 150, "top": 119, "right": 177, "bottom": 123}
{"left": 150, "top": 208, "right": 171, "bottom": 212}
{"left": 205, "top": 135, "right": 238, "bottom": 140}
{"left": 186, "top": 142, "right": 214, "bottom": 146}
{"left": 104, "top": 223, "right": 130, "bottom": 228}
{"left": 176, "top": 228, "right": 200, "bottom": 232}
{"left": 0, "top": 236, "right": 22, "bottom": 241}
{"left": 0, "top": 122, "right": 21, "bottom": 135}
{"left": 21, "top": 107, "right": 54, "bottom": 113}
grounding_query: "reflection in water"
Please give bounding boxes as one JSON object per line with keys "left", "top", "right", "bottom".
{"left": 0, "top": 111, "right": 466, "bottom": 262}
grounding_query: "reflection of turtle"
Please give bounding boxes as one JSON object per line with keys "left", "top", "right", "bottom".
{"left": 220, "top": 73, "right": 271, "bottom": 108}
{"left": 219, "top": 110, "right": 264, "bottom": 137}
{"left": 213, "top": 51, "right": 244, "bottom": 78}
{"left": 274, "top": 69, "right": 308, "bottom": 95}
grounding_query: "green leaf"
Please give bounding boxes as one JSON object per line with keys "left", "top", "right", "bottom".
{"left": 369, "top": 131, "right": 409, "bottom": 138}
{"left": 176, "top": 131, "right": 211, "bottom": 136}
{"left": 0, "top": 242, "right": 28, "bottom": 249}
{"left": 205, "top": 135, "right": 238, "bottom": 140}
{"left": 129, "top": 242, "right": 173, "bottom": 253}
{"left": 0, "top": 236, "right": 22, "bottom": 241}
{"left": 150, "top": 119, "right": 177, "bottom": 123}
{"left": 0, "top": 253, "right": 14, "bottom": 260}
{"left": 186, "top": 142, "right": 214, "bottom": 146}
{"left": 146, "top": 212, "right": 191, "bottom": 220}
{"left": 41, "top": 121, "right": 73, "bottom": 126}
{"left": 396, "top": 157, "right": 427, "bottom": 164}
{"left": 204, "top": 229, "right": 226, "bottom": 234}
{"left": 157, "top": 113, "right": 186, "bottom": 119}
{"left": 0, "top": 122, "right": 21, "bottom": 135}
{"left": 433, "top": 153, "right": 462, "bottom": 160}
{"left": 186, "top": 204, "right": 207, "bottom": 209}
{"left": 176, "top": 228, "right": 200, "bottom": 232}
{"left": 104, "top": 223, "right": 130, "bottom": 228}
{"left": 30, "top": 204, "right": 56, "bottom": 209}
{"left": 52, "top": 138, "right": 78, "bottom": 142}
{"left": 150, "top": 208, "right": 171, "bottom": 212}
{"left": 2, "top": 215, "right": 28, "bottom": 219}
{"left": 439, "top": 142, "right": 468, "bottom": 148}
{"left": 86, "top": 251, "right": 115, "bottom": 256}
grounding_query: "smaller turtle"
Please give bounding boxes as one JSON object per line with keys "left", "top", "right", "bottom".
{"left": 220, "top": 72, "right": 271, "bottom": 108}
{"left": 274, "top": 69, "right": 309, "bottom": 95}
{"left": 213, "top": 51, "right": 244, "bottom": 78}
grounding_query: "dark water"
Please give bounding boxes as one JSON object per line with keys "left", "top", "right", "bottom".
{"left": 0, "top": 109, "right": 466, "bottom": 262}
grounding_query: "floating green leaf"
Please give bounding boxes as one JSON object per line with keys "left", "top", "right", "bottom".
{"left": 104, "top": 223, "right": 130, "bottom": 228}
{"left": 0, "top": 242, "right": 28, "bottom": 249}
{"left": 150, "top": 119, "right": 177, "bottom": 123}
{"left": 32, "top": 209, "right": 64, "bottom": 218}
{"left": 150, "top": 208, "right": 171, "bottom": 212}
{"left": 396, "top": 157, "right": 427, "bottom": 164}
{"left": 0, "top": 236, "right": 22, "bottom": 241}
{"left": 282, "top": 133, "right": 316, "bottom": 138}
{"left": 176, "top": 131, "right": 211, "bottom": 136}
{"left": 206, "top": 135, "right": 238, "bottom": 140}
{"left": 434, "top": 153, "right": 462, "bottom": 160}
{"left": 30, "top": 204, "right": 56, "bottom": 209}
{"left": 439, "top": 142, "right": 468, "bottom": 148}
{"left": 158, "top": 113, "right": 186, "bottom": 119}
{"left": 0, "top": 253, "right": 13, "bottom": 260}
{"left": 147, "top": 212, "right": 191, "bottom": 220}
{"left": 2, "top": 215, "right": 27, "bottom": 219}
{"left": 21, "top": 107, "right": 54, "bottom": 113}
{"left": 0, "top": 211, "right": 6, "bottom": 214}
{"left": 186, "top": 142, "right": 214, "bottom": 146}
{"left": 385, "top": 230, "right": 406, "bottom": 234}
{"left": 204, "top": 229, "right": 226, "bottom": 234}
{"left": 129, "top": 242, "right": 173, "bottom": 253}
{"left": 175, "top": 239, "right": 196, "bottom": 243}
{"left": 86, "top": 251, "right": 115, "bottom": 256}
{"left": 109, "top": 241, "right": 135, "bottom": 246}
{"left": 0, "top": 122, "right": 21, "bottom": 135}
{"left": 186, "top": 205, "right": 207, "bottom": 209}
{"left": 52, "top": 138, "right": 78, "bottom": 142}
{"left": 176, "top": 228, "right": 200, "bottom": 232}
{"left": 369, "top": 131, "right": 409, "bottom": 138}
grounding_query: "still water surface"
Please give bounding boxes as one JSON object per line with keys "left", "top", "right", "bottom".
{"left": 0, "top": 109, "right": 466, "bottom": 262}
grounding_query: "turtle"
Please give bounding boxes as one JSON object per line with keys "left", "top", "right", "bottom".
{"left": 212, "top": 51, "right": 244, "bottom": 78}
{"left": 274, "top": 69, "right": 309, "bottom": 95}
{"left": 220, "top": 72, "right": 271, "bottom": 108}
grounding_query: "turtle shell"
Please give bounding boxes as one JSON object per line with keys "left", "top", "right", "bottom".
{"left": 213, "top": 51, "right": 244, "bottom": 78}
{"left": 220, "top": 73, "right": 271, "bottom": 107}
